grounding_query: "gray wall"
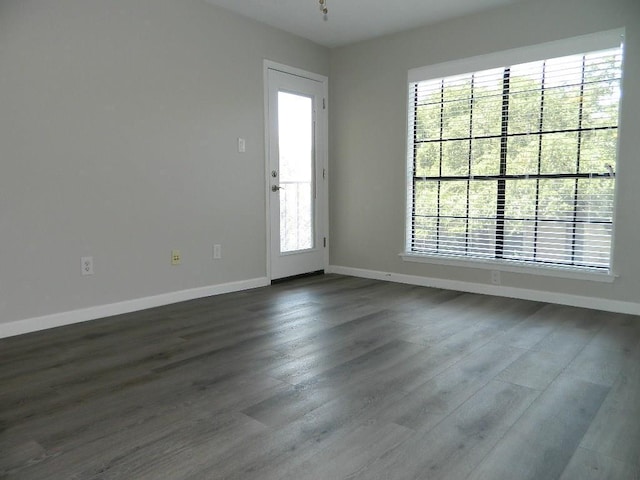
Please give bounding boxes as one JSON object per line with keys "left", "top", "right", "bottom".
{"left": 0, "top": 0, "right": 329, "bottom": 325}
{"left": 329, "top": 0, "right": 640, "bottom": 305}
{"left": 3, "top": 0, "right": 639, "bottom": 329}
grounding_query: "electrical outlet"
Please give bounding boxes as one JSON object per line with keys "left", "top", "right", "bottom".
{"left": 171, "top": 250, "right": 181, "bottom": 265}
{"left": 213, "top": 244, "right": 221, "bottom": 259}
{"left": 81, "top": 256, "right": 94, "bottom": 276}
{"left": 491, "top": 270, "right": 501, "bottom": 285}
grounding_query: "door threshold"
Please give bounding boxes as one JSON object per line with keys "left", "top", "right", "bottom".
{"left": 271, "top": 270, "right": 325, "bottom": 284}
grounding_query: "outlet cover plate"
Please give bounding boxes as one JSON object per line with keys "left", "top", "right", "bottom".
{"left": 81, "top": 256, "right": 94, "bottom": 276}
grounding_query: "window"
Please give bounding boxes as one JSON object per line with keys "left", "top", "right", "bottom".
{"left": 406, "top": 31, "right": 624, "bottom": 273}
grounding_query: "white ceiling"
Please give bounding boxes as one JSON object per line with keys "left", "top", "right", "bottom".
{"left": 204, "top": 0, "right": 527, "bottom": 48}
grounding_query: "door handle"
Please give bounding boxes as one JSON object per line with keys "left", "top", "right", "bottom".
{"left": 271, "top": 185, "right": 284, "bottom": 192}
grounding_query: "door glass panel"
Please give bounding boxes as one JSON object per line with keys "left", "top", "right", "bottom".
{"left": 278, "top": 91, "right": 314, "bottom": 253}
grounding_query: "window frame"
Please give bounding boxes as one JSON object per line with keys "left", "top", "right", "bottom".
{"left": 403, "top": 29, "right": 624, "bottom": 281}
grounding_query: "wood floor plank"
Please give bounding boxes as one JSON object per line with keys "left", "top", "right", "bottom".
{"left": 529, "top": 306, "right": 604, "bottom": 364}
{"left": 261, "top": 421, "right": 413, "bottom": 480}
{"left": 495, "top": 303, "right": 584, "bottom": 350}
{"left": 270, "top": 309, "right": 407, "bottom": 358}
{"left": 467, "top": 374, "right": 610, "bottom": 480}
{"left": 16, "top": 410, "right": 265, "bottom": 480}
{"left": 188, "top": 380, "right": 410, "bottom": 479}
{"left": 559, "top": 447, "right": 640, "bottom": 480}
{"left": 496, "top": 349, "right": 568, "bottom": 390}
{"left": 380, "top": 342, "right": 526, "bottom": 431}
{"left": 0, "top": 440, "right": 47, "bottom": 477}
{"left": 1, "top": 274, "right": 638, "bottom": 479}
{"left": 351, "top": 380, "right": 539, "bottom": 480}
{"left": 242, "top": 339, "right": 425, "bottom": 427}
{"left": 579, "top": 354, "right": 640, "bottom": 467}
{"left": 266, "top": 317, "right": 421, "bottom": 385}
{"left": 564, "top": 341, "right": 631, "bottom": 387}
{"left": 0, "top": 363, "right": 287, "bottom": 461}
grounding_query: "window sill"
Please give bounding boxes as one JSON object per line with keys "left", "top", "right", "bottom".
{"left": 400, "top": 253, "right": 617, "bottom": 283}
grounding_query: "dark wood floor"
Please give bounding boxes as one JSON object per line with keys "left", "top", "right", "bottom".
{"left": 1, "top": 274, "right": 639, "bottom": 479}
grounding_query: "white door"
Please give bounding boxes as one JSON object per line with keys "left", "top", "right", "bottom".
{"left": 266, "top": 66, "right": 327, "bottom": 280}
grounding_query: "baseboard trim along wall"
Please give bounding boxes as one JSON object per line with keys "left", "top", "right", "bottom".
{"left": 327, "top": 265, "right": 640, "bottom": 316}
{"left": 5, "top": 267, "right": 637, "bottom": 339}
{"left": 0, "top": 277, "right": 270, "bottom": 339}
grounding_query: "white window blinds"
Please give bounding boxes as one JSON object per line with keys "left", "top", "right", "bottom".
{"left": 407, "top": 36, "right": 623, "bottom": 271}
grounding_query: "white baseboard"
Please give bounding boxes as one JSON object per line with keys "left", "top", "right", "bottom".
{"left": 0, "top": 277, "right": 270, "bottom": 339}
{"left": 327, "top": 265, "right": 640, "bottom": 316}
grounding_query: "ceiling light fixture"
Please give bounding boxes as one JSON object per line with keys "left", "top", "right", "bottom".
{"left": 319, "top": 0, "right": 328, "bottom": 16}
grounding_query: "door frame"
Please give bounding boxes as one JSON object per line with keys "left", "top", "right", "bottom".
{"left": 263, "top": 60, "right": 329, "bottom": 281}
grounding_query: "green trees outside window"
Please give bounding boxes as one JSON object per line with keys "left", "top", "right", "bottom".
{"left": 408, "top": 46, "right": 622, "bottom": 270}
